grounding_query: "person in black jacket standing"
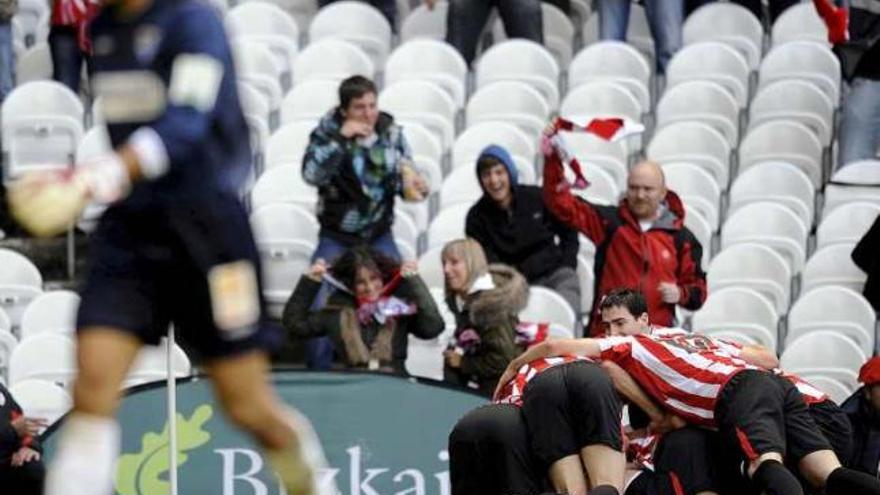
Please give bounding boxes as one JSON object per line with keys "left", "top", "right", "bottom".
{"left": 465, "top": 145, "right": 581, "bottom": 320}
{"left": 853, "top": 213, "right": 880, "bottom": 312}
{"left": 0, "top": 383, "right": 46, "bottom": 494}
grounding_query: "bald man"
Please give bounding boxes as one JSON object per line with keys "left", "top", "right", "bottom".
{"left": 542, "top": 149, "right": 707, "bottom": 336}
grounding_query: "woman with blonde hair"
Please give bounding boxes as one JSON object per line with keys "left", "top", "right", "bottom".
{"left": 441, "top": 238, "right": 526, "bottom": 395}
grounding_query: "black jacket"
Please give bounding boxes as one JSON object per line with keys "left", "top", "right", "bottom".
{"left": 841, "top": 387, "right": 880, "bottom": 475}
{"left": 852, "top": 213, "right": 880, "bottom": 311}
{"left": 849, "top": 0, "right": 880, "bottom": 80}
{"left": 466, "top": 185, "right": 578, "bottom": 282}
{"left": 0, "top": 383, "right": 40, "bottom": 466}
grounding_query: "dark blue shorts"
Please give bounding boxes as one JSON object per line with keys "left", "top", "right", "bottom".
{"left": 77, "top": 194, "right": 277, "bottom": 359}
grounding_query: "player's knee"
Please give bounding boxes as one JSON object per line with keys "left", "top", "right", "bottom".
{"left": 748, "top": 452, "right": 784, "bottom": 477}
{"left": 799, "top": 449, "right": 841, "bottom": 488}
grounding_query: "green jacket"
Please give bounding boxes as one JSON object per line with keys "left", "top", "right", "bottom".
{"left": 282, "top": 274, "right": 444, "bottom": 373}
{"left": 445, "top": 264, "right": 528, "bottom": 394}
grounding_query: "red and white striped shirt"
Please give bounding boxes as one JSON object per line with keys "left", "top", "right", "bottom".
{"left": 596, "top": 334, "right": 757, "bottom": 426}
{"left": 695, "top": 336, "right": 830, "bottom": 406}
{"left": 494, "top": 355, "right": 593, "bottom": 407}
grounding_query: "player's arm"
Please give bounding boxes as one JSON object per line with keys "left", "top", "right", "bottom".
{"left": 600, "top": 360, "right": 665, "bottom": 424}
{"left": 737, "top": 343, "right": 779, "bottom": 370}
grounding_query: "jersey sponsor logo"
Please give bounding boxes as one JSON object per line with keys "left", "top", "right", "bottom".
{"left": 93, "top": 70, "right": 167, "bottom": 123}
{"left": 207, "top": 260, "right": 260, "bottom": 337}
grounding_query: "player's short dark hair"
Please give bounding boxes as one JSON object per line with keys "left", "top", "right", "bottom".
{"left": 599, "top": 288, "right": 648, "bottom": 318}
{"left": 476, "top": 155, "right": 504, "bottom": 177}
{"left": 339, "top": 75, "right": 377, "bottom": 110}
{"left": 330, "top": 245, "right": 399, "bottom": 289}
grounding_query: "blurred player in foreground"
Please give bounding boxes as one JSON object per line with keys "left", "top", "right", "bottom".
{"left": 6, "top": 0, "right": 328, "bottom": 493}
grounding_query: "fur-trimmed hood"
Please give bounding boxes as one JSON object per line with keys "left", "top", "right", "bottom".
{"left": 454, "top": 264, "right": 529, "bottom": 328}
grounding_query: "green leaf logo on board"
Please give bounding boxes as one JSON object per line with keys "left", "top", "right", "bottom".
{"left": 115, "top": 404, "right": 213, "bottom": 495}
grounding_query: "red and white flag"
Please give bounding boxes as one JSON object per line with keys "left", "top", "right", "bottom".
{"left": 543, "top": 117, "right": 645, "bottom": 189}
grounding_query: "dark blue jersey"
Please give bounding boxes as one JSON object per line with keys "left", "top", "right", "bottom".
{"left": 89, "top": 0, "right": 251, "bottom": 205}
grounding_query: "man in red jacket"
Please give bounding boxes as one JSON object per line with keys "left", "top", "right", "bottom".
{"left": 542, "top": 142, "right": 707, "bottom": 336}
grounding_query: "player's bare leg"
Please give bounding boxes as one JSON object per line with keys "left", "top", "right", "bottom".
{"left": 206, "top": 350, "right": 326, "bottom": 495}
{"left": 45, "top": 327, "right": 144, "bottom": 495}
{"left": 548, "top": 454, "right": 588, "bottom": 495}
{"left": 581, "top": 444, "right": 625, "bottom": 494}
{"left": 800, "top": 449, "right": 880, "bottom": 495}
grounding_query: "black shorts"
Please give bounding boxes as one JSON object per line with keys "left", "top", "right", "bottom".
{"left": 626, "top": 427, "right": 721, "bottom": 495}
{"left": 715, "top": 370, "right": 832, "bottom": 463}
{"left": 520, "top": 361, "right": 623, "bottom": 468}
{"left": 77, "top": 195, "right": 275, "bottom": 359}
{"left": 808, "top": 399, "right": 853, "bottom": 466}
{"left": 448, "top": 404, "right": 543, "bottom": 495}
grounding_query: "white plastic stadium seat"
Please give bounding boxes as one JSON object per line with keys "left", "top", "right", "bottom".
{"left": 739, "top": 121, "right": 823, "bottom": 189}
{"left": 250, "top": 164, "right": 318, "bottom": 212}
{"left": 625, "top": 3, "right": 656, "bottom": 59}
{"left": 227, "top": 2, "right": 299, "bottom": 89}
{"left": 467, "top": 81, "right": 551, "bottom": 139}
{"left": 9, "top": 379, "right": 71, "bottom": 431}
{"left": 309, "top": 1, "right": 392, "bottom": 67}
{"left": 787, "top": 286, "right": 875, "bottom": 357}
{"left": 772, "top": 2, "right": 829, "bottom": 47}
{"left": 663, "top": 163, "right": 721, "bottom": 232}
{"left": 520, "top": 287, "right": 577, "bottom": 333}
{"left": 232, "top": 39, "right": 285, "bottom": 114}
{"left": 568, "top": 41, "right": 651, "bottom": 113}
{"left": 647, "top": 122, "right": 732, "bottom": 190}
{"left": 1, "top": 80, "right": 83, "bottom": 180}
{"left": 392, "top": 209, "right": 420, "bottom": 256}
{"left": 568, "top": 165, "right": 621, "bottom": 206}
{"left": 13, "top": 0, "right": 49, "bottom": 46}
{"left": 0, "top": 326, "right": 17, "bottom": 384}
{"left": 749, "top": 80, "right": 834, "bottom": 146}
{"left": 266, "top": 121, "right": 318, "bottom": 169}
{"left": 9, "top": 333, "right": 76, "bottom": 388}
{"left": 125, "top": 339, "right": 192, "bottom": 387}
{"left": 385, "top": 39, "right": 467, "bottom": 109}
{"left": 405, "top": 334, "right": 445, "bottom": 380}
{"left": 683, "top": 2, "right": 764, "bottom": 69}
{"left": 692, "top": 287, "right": 779, "bottom": 352}
{"left": 0, "top": 249, "right": 43, "bottom": 333}
{"left": 19, "top": 290, "right": 79, "bottom": 341}
{"left": 249, "top": 202, "right": 319, "bottom": 244}
{"left": 721, "top": 202, "right": 808, "bottom": 273}
{"left": 798, "top": 375, "right": 852, "bottom": 405}
{"left": 280, "top": 80, "right": 339, "bottom": 125}
{"left": 380, "top": 80, "right": 456, "bottom": 149}
{"left": 576, "top": 255, "right": 594, "bottom": 321}
{"left": 729, "top": 161, "right": 815, "bottom": 229}
{"left": 707, "top": 243, "right": 792, "bottom": 314}
{"left": 490, "top": 3, "right": 575, "bottom": 67}
{"left": 560, "top": 81, "right": 642, "bottom": 123}
{"left": 403, "top": 122, "right": 444, "bottom": 166}
{"left": 684, "top": 207, "right": 712, "bottom": 268}
{"left": 239, "top": 82, "right": 271, "bottom": 152}
{"left": 802, "top": 244, "right": 867, "bottom": 294}
{"left": 656, "top": 80, "right": 739, "bottom": 147}
{"left": 452, "top": 122, "right": 536, "bottom": 170}
{"left": 824, "top": 160, "right": 880, "bottom": 216}
{"left": 557, "top": 131, "right": 628, "bottom": 191}
{"left": 292, "top": 39, "right": 374, "bottom": 85}
{"left": 816, "top": 202, "right": 880, "bottom": 250}
{"left": 475, "top": 40, "right": 561, "bottom": 110}
{"left": 758, "top": 41, "right": 841, "bottom": 106}
{"left": 427, "top": 203, "right": 470, "bottom": 249}
{"left": 255, "top": 238, "right": 314, "bottom": 319}
{"left": 400, "top": 1, "right": 447, "bottom": 42}
{"left": 781, "top": 331, "right": 866, "bottom": 390}
{"left": 15, "top": 42, "right": 51, "bottom": 83}
{"left": 417, "top": 246, "right": 446, "bottom": 289}
{"left": 238, "top": 0, "right": 317, "bottom": 32}
{"left": 665, "top": 41, "right": 750, "bottom": 108}
{"left": 0, "top": 308, "right": 10, "bottom": 334}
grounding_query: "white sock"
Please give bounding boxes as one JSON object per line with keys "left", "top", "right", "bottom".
{"left": 266, "top": 407, "right": 336, "bottom": 495}
{"left": 44, "top": 413, "right": 121, "bottom": 495}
